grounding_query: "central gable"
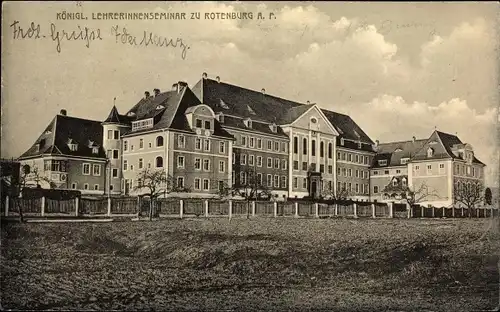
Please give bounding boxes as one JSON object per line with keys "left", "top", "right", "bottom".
{"left": 289, "top": 105, "right": 339, "bottom": 136}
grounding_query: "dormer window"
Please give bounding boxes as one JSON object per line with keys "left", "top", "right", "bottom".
{"left": 204, "top": 120, "right": 211, "bottom": 130}
{"left": 69, "top": 143, "right": 78, "bottom": 151}
{"left": 400, "top": 158, "right": 409, "bottom": 165}
{"left": 427, "top": 147, "right": 434, "bottom": 158}
{"left": 246, "top": 104, "right": 256, "bottom": 115}
{"left": 44, "top": 130, "right": 51, "bottom": 135}
{"left": 127, "top": 111, "right": 136, "bottom": 117}
{"left": 220, "top": 99, "right": 229, "bottom": 109}
{"left": 429, "top": 140, "right": 437, "bottom": 145}
{"left": 216, "top": 113, "right": 224, "bottom": 123}
{"left": 156, "top": 104, "right": 165, "bottom": 110}
{"left": 392, "top": 178, "right": 398, "bottom": 187}
{"left": 378, "top": 159, "right": 387, "bottom": 166}
{"left": 340, "top": 138, "right": 345, "bottom": 146}
{"left": 358, "top": 141, "right": 362, "bottom": 149}
{"left": 244, "top": 118, "right": 253, "bottom": 128}
{"left": 92, "top": 147, "right": 99, "bottom": 154}
{"left": 402, "top": 178, "right": 407, "bottom": 187}
{"left": 394, "top": 148, "right": 403, "bottom": 152}
{"left": 269, "top": 123, "right": 277, "bottom": 133}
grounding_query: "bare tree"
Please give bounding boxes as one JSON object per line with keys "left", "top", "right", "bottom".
{"left": 322, "top": 186, "right": 354, "bottom": 200}
{"left": 484, "top": 187, "right": 492, "bottom": 206}
{"left": 134, "top": 168, "right": 191, "bottom": 220}
{"left": 402, "top": 183, "right": 440, "bottom": 207}
{"left": 231, "top": 167, "right": 271, "bottom": 219}
{"left": 453, "top": 180, "right": 484, "bottom": 218}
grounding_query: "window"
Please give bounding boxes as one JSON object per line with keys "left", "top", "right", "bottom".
{"left": 427, "top": 164, "right": 432, "bottom": 174}
{"left": 204, "top": 120, "right": 211, "bottom": 130}
{"left": 156, "top": 156, "right": 163, "bottom": 168}
{"left": 219, "top": 160, "right": 225, "bottom": 173}
{"left": 107, "top": 130, "right": 113, "bottom": 140}
{"left": 267, "top": 140, "right": 272, "bottom": 150}
{"left": 347, "top": 154, "right": 352, "bottom": 162}
{"left": 378, "top": 160, "right": 387, "bottom": 166}
{"left": 320, "top": 164, "right": 325, "bottom": 173}
{"left": 113, "top": 150, "right": 119, "bottom": 159}
{"left": 130, "top": 164, "right": 134, "bottom": 171}
{"left": 374, "top": 186, "right": 379, "bottom": 194}
{"left": 203, "top": 159, "right": 210, "bottom": 171}
{"left": 384, "top": 170, "right": 389, "bottom": 175}
{"left": 131, "top": 145, "right": 134, "bottom": 151}
{"left": 194, "top": 178, "right": 201, "bottom": 190}
{"left": 415, "top": 165, "right": 420, "bottom": 171}
{"left": 400, "top": 158, "right": 409, "bottom": 165}
{"left": 257, "top": 138, "right": 262, "bottom": 149}
{"left": 71, "top": 183, "right": 77, "bottom": 189}
{"left": 302, "top": 178, "right": 307, "bottom": 189}
{"left": 439, "top": 163, "right": 445, "bottom": 174}
{"left": 177, "top": 156, "right": 185, "bottom": 168}
{"left": 302, "top": 162, "right": 308, "bottom": 171}
{"left": 293, "top": 137, "right": 298, "bottom": 154}
{"left": 139, "top": 158, "right": 143, "bottom": 169}
{"left": 282, "top": 160, "right": 287, "bottom": 170}
{"left": 355, "top": 170, "right": 359, "bottom": 178}
{"left": 82, "top": 163, "right": 91, "bottom": 175}
{"left": 320, "top": 141, "right": 324, "bottom": 157}
{"left": 310, "top": 163, "right": 316, "bottom": 171}
{"left": 267, "top": 157, "right": 272, "bottom": 168}
{"left": 248, "top": 155, "right": 254, "bottom": 166}
{"left": 274, "top": 158, "right": 280, "bottom": 169}
{"left": 195, "top": 119, "right": 202, "bottom": 128}
{"left": 249, "top": 137, "right": 255, "bottom": 148}
{"left": 148, "top": 142, "right": 152, "bottom": 148}
{"left": 355, "top": 183, "right": 359, "bottom": 193}
{"left": 112, "top": 168, "right": 118, "bottom": 178}
{"left": 342, "top": 153, "right": 346, "bottom": 161}
{"left": 257, "top": 156, "right": 263, "bottom": 167}
{"left": 312, "top": 140, "right": 316, "bottom": 156}
{"left": 348, "top": 183, "right": 352, "bottom": 191}
{"left": 92, "top": 147, "right": 99, "bottom": 155}
{"left": 195, "top": 138, "right": 201, "bottom": 150}
{"left": 177, "top": 177, "right": 185, "bottom": 188}
{"left": 348, "top": 168, "right": 352, "bottom": 177}
{"left": 303, "top": 138, "right": 308, "bottom": 155}
{"left": 94, "top": 184, "right": 99, "bottom": 191}
{"left": 240, "top": 172, "right": 247, "bottom": 185}
{"left": 123, "top": 160, "right": 128, "bottom": 171}
{"left": 139, "top": 139, "right": 144, "bottom": 149}
{"left": 293, "top": 177, "right": 298, "bottom": 188}
{"left": 392, "top": 179, "right": 397, "bottom": 187}
{"left": 177, "top": 135, "right": 185, "bottom": 148}
{"left": 242, "top": 136, "right": 247, "bottom": 147}
{"left": 274, "top": 141, "right": 279, "bottom": 151}
{"left": 123, "top": 141, "right": 128, "bottom": 151}
{"left": 232, "top": 153, "right": 235, "bottom": 164}
{"left": 328, "top": 143, "right": 333, "bottom": 159}
{"left": 293, "top": 161, "right": 299, "bottom": 170}
{"left": 280, "top": 176, "right": 287, "bottom": 188}
{"left": 402, "top": 178, "right": 407, "bottom": 187}
{"left": 337, "top": 152, "right": 341, "bottom": 160}
{"left": 281, "top": 142, "right": 287, "bottom": 153}
{"left": 340, "top": 138, "right": 345, "bottom": 146}
{"left": 337, "top": 167, "right": 341, "bottom": 175}
{"left": 203, "top": 139, "right": 210, "bottom": 152}
{"left": 219, "top": 142, "right": 225, "bottom": 153}
{"left": 131, "top": 119, "right": 154, "bottom": 131}
{"left": 232, "top": 172, "right": 235, "bottom": 185}
{"left": 343, "top": 168, "right": 347, "bottom": 177}
{"left": 355, "top": 155, "right": 359, "bottom": 163}
{"left": 241, "top": 154, "right": 247, "bottom": 165}
{"left": 92, "top": 164, "right": 101, "bottom": 176}
{"left": 274, "top": 175, "right": 279, "bottom": 188}
{"left": 113, "top": 130, "right": 119, "bottom": 140}
{"left": 84, "top": 183, "right": 89, "bottom": 190}
{"left": 194, "top": 158, "right": 201, "bottom": 170}
{"left": 267, "top": 174, "right": 272, "bottom": 187}
{"left": 427, "top": 147, "right": 434, "bottom": 158}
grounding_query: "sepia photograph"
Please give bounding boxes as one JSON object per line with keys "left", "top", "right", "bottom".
{"left": 1, "top": 1, "right": 499, "bottom": 311}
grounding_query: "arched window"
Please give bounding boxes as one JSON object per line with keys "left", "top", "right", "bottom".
{"left": 328, "top": 143, "right": 333, "bottom": 159}
{"left": 293, "top": 137, "right": 298, "bottom": 154}
{"left": 311, "top": 140, "right": 316, "bottom": 156}
{"left": 320, "top": 141, "right": 324, "bottom": 157}
{"left": 302, "top": 138, "right": 307, "bottom": 155}
{"left": 156, "top": 136, "right": 164, "bottom": 147}
{"left": 156, "top": 156, "right": 164, "bottom": 168}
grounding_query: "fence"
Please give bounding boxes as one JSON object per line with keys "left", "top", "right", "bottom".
{"left": 1, "top": 195, "right": 498, "bottom": 220}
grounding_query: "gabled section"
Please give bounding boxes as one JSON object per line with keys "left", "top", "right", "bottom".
{"left": 372, "top": 138, "right": 427, "bottom": 168}
{"left": 288, "top": 104, "right": 340, "bottom": 136}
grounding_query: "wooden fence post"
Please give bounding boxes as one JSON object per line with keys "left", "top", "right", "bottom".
{"left": 294, "top": 202, "right": 299, "bottom": 218}
{"left": 353, "top": 203, "right": 358, "bottom": 219}
{"left": 179, "top": 199, "right": 184, "bottom": 219}
{"left": 75, "top": 197, "right": 79, "bottom": 217}
{"left": 452, "top": 206, "right": 455, "bottom": 218}
{"left": 5, "top": 196, "right": 9, "bottom": 217}
{"left": 388, "top": 202, "right": 393, "bottom": 218}
{"left": 476, "top": 208, "right": 479, "bottom": 218}
{"left": 228, "top": 200, "right": 233, "bottom": 219}
{"left": 371, "top": 203, "right": 376, "bottom": 218}
{"left": 421, "top": 206, "right": 424, "bottom": 218}
{"left": 407, "top": 203, "right": 411, "bottom": 219}
{"left": 251, "top": 201, "right": 256, "bottom": 217}
{"left": 107, "top": 197, "right": 112, "bottom": 217}
{"left": 314, "top": 203, "right": 319, "bottom": 218}
{"left": 273, "top": 202, "right": 277, "bottom": 218}
{"left": 431, "top": 206, "right": 435, "bottom": 218}
{"left": 334, "top": 203, "right": 338, "bottom": 216}
{"left": 204, "top": 200, "right": 209, "bottom": 218}
{"left": 442, "top": 207, "right": 445, "bottom": 218}
{"left": 461, "top": 207, "right": 464, "bottom": 217}
{"left": 41, "top": 196, "right": 45, "bottom": 217}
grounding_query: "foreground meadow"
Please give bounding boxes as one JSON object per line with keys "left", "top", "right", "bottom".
{"left": 1, "top": 218, "right": 499, "bottom": 311}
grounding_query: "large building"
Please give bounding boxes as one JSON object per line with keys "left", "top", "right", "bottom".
{"left": 17, "top": 74, "right": 486, "bottom": 204}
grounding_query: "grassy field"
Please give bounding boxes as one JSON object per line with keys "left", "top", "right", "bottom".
{"left": 1, "top": 217, "right": 499, "bottom": 311}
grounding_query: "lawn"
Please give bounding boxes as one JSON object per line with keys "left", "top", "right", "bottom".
{"left": 1, "top": 218, "right": 499, "bottom": 311}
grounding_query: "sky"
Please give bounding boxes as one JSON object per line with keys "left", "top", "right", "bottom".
{"left": 2, "top": 1, "right": 499, "bottom": 186}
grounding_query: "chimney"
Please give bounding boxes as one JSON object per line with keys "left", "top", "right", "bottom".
{"left": 261, "top": 88, "right": 266, "bottom": 95}
{"left": 412, "top": 136, "right": 416, "bottom": 143}
{"left": 306, "top": 100, "right": 310, "bottom": 105}
{"left": 375, "top": 140, "right": 379, "bottom": 146}
{"left": 144, "top": 91, "right": 150, "bottom": 99}
{"left": 153, "top": 88, "right": 160, "bottom": 97}
{"left": 202, "top": 72, "right": 208, "bottom": 79}
{"left": 60, "top": 109, "right": 67, "bottom": 116}
{"left": 216, "top": 76, "right": 220, "bottom": 83}
{"left": 172, "top": 83, "right": 178, "bottom": 92}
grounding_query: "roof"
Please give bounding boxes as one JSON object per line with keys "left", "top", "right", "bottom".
{"left": 122, "top": 85, "right": 233, "bottom": 139}
{"left": 103, "top": 105, "right": 133, "bottom": 125}
{"left": 372, "top": 139, "right": 427, "bottom": 168}
{"left": 19, "top": 114, "right": 106, "bottom": 160}
{"left": 192, "top": 77, "right": 375, "bottom": 146}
